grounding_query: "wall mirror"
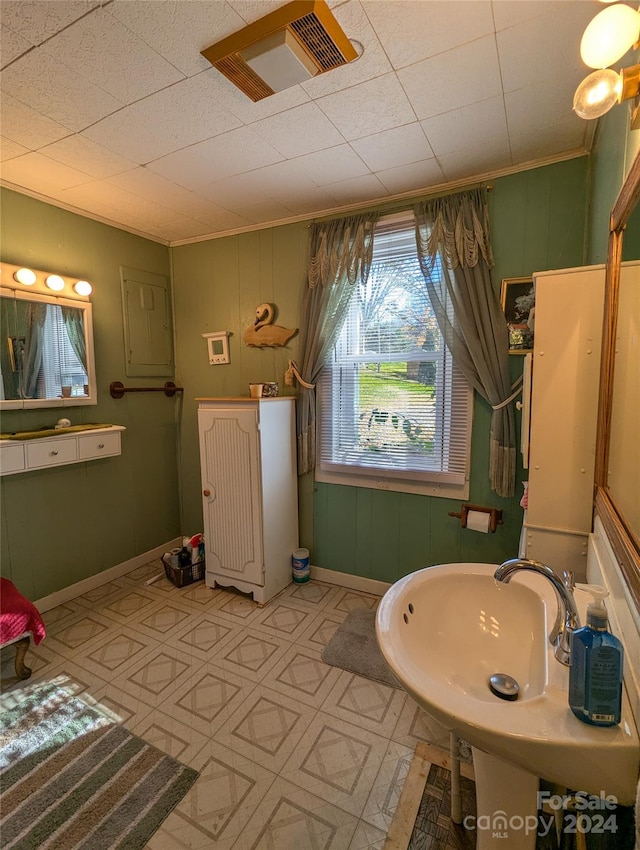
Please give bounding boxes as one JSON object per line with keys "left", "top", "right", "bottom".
{"left": 594, "top": 149, "right": 640, "bottom": 616}
{"left": 0, "top": 287, "right": 96, "bottom": 410}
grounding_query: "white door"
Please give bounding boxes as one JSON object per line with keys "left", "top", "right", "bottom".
{"left": 198, "top": 407, "right": 264, "bottom": 586}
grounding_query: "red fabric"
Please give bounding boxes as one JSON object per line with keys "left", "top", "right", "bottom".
{"left": 0, "top": 578, "right": 46, "bottom": 646}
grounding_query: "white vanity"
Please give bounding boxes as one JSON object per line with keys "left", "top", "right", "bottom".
{"left": 197, "top": 397, "right": 298, "bottom": 604}
{"left": 0, "top": 426, "right": 125, "bottom": 476}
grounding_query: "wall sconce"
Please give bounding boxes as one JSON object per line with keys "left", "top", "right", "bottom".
{"left": 1, "top": 262, "right": 92, "bottom": 301}
{"left": 573, "top": 2, "right": 640, "bottom": 127}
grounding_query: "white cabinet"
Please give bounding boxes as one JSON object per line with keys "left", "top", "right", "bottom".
{"left": 0, "top": 426, "right": 125, "bottom": 476}
{"left": 197, "top": 398, "right": 299, "bottom": 604}
{"left": 525, "top": 265, "right": 605, "bottom": 577}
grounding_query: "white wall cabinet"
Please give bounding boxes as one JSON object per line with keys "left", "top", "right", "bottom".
{"left": 525, "top": 265, "right": 605, "bottom": 578}
{"left": 197, "top": 398, "right": 298, "bottom": 604}
{"left": 0, "top": 426, "right": 125, "bottom": 476}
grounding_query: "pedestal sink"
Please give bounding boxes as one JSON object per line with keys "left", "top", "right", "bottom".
{"left": 375, "top": 563, "right": 639, "bottom": 850}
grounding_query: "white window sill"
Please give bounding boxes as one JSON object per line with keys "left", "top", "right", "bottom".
{"left": 315, "top": 465, "right": 470, "bottom": 500}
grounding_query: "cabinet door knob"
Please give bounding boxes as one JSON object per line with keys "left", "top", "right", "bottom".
{"left": 203, "top": 489, "right": 211, "bottom": 497}
{"left": 97, "top": 443, "right": 105, "bottom": 449}
{"left": 50, "top": 450, "right": 59, "bottom": 456}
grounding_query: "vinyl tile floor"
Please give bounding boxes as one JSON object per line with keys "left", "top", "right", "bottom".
{"left": 0, "top": 562, "right": 454, "bottom": 850}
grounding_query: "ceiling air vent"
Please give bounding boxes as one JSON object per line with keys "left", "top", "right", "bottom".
{"left": 201, "top": 0, "right": 357, "bottom": 101}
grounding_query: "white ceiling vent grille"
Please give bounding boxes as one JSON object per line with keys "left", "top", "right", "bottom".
{"left": 201, "top": 0, "right": 357, "bottom": 102}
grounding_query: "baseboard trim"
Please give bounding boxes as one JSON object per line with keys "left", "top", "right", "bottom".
{"left": 310, "top": 565, "right": 392, "bottom": 597}
{"left": 34, "top": 538, "right": 182, "bottom": 612}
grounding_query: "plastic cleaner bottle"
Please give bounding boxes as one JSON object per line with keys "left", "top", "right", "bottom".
{"left": 568, "top": 585, "right": 623, "bottom": 727}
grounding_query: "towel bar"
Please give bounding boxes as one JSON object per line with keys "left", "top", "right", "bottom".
{"left": 110, "top": 381, "right": 183, "bottom": 399}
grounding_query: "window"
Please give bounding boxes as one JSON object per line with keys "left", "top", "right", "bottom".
{"left": 36, "top": 305, "right": 88, "bottom": 399}
{"left": 317, "top": 213, "right": 472, "bottom": 498}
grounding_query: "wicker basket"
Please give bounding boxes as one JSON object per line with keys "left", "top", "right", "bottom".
{"left": 162, "top": 555, "right": 205, "bottom": 588}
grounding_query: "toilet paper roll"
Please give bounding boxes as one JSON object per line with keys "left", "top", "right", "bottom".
{"left": 467, "top": 510, "right": 491, "bottom": 533}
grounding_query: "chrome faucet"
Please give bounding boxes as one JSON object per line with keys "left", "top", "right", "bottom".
{"left": 494, "top": 558, "right": 580, "bottom": 666}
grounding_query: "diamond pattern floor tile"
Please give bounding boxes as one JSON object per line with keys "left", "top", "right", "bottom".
{"left": 8, "top": 573, "right": 426, "bottom": 850}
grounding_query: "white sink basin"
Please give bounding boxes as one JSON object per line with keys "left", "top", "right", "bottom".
{"left": 376, "top": 563, "right": 639, "bottom": 816}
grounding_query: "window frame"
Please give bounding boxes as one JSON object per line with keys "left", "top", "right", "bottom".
{"left": 315, "top": 212, "right": 473, "bottom": 500}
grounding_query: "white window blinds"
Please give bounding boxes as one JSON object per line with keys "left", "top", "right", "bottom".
{"left": 318, "top": 213, "right": 472, "bottom": 487}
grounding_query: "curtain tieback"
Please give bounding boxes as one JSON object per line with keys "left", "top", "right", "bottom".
{"left": 285, "top": 360, "right": 315, "bottom": 389}
{"left": 491, "top": 375, "right": 523, "bottom": 411}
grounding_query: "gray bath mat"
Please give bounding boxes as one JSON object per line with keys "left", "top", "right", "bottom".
{"left": 322, "top": 608, "right": 401, "bottom": 689}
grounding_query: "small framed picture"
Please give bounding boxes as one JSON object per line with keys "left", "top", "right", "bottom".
{"left": 500, "top": 277, "right": 535, "bottom": 354}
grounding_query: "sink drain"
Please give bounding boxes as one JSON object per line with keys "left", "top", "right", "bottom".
{"left": 488, "top": 673, "right": 520, "bottom": 701}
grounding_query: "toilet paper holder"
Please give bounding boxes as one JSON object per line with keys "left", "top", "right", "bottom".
{"left": 448, "top": 504, "right": 503, "bottom": 533}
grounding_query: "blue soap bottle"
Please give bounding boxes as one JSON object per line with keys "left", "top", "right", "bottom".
{"left": 569, "top": 585, "right": 623, "bottom": 727}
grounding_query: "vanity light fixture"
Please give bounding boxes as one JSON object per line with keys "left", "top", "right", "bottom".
{"left": 13, "top": 267, "right": 37, "bottom": 286}
{"left": 201, "top": 0, "right": 357, "bottom": 101}
{"left": 73, "top": 280, "right": 92, "bottom": 296}
{"left": 45, "top": 274, "right": 65, "bottom": 291}
{"left": 574, "top": 2, "right": 640, "bottom": 127}
{"left": 0, "top": 262, "right": 93, "bottom": 301}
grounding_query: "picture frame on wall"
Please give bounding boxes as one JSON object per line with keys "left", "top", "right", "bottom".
{"left": 500, "top": 277, "right": 535, "bottom": 354}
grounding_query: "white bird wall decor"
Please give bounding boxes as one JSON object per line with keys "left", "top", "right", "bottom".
{"left": 243, "top": 303, "right": 298, "bottom": 347}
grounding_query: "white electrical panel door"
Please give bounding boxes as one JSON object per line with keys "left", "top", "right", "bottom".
{"left": 198, "top": 408, "right": 264, "bottom": 587}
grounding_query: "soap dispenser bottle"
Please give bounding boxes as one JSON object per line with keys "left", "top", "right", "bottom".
{"left": 568, "top": 585, "right": 623, "bottom": 727}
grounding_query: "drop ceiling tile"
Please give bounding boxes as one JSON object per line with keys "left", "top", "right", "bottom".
{"left": 132, "top": 73, "right": 243, "bottom": 147}
{"left": 300, "top": 2, "right": 392, "bottom": 99}
{"left": 197, "top": 173, "right": 274, "bottom": 208}
{"left": 363, "top": 0, "right": 494, "bottom": 69}
{"left": 321, "top": 174, "right": 389, "bottom": 206}
{"left": 227, "top": 1, "right": 289, "bottom": 21}
{"left": 1, "top": 49, "right": 123, "bottom": 132}
{"left": 214, "top": 159, "right": 316, "bottom": 200}
{"left": 0, "top": 92, "right": 71, "bottom": 149}
{"left": 106, "top": 169, "right": 230, "bottom": 221}
{"left": 295, "top": 145, "right": 370, "bottom": 186}
{"left": 317, "top": 73, "right": 416, "bottom": 142}
{"left": 147, "top": 219, "right": 215, "bottom": 243}
{"left": 1, "top": 152, "right": 93, "bottom": 194}
{"left": 420, "top": 96, "right": 509, "bottom": 158}
{"left": 108, "top": 0, "right": 245, "bottom": 78}
{"left": 60, "top": 180, "right": 189, "bottom": 228}
{"left": 190, "top": 208, "right": 253, "bottom": 232}
{"left": 509, "top": 119, "right": 587, "bottom": 164}
{"left": 504, "top": 86, "right": 581, "bottom": 137}
{"left": 39, "top": 135, "right": 135, "bottom": 179}
{"left": 437, "top": 145, "right": 514, "bottom": 183}
{"left": 147, "top": 127, "right": 285, "bottom": 189}
{"left": 398, "top": 36, "right": 502, "bottom": 121}
{"left": 223, "top": 199, "right": 295, "bottom": 224}
{"left": 274, "top": 186, "right": 342, "bottom": 217}
{"left": 1, "top": 26, "right": 32, "bottom": 68}
{"left": 497, "top": 4, "right": 594, "bottom": 94}
{"left": 211, "top": 73, "right": 311, "bottom": 124}
{"left": 351, "top": 123, "right": 433, "bottom": 172}
{"left": 492, "top": 1, "right": 565, "bottom": 31}
{"left": 81, "top": 104, "right": 185, "bottom": 163}
{"left": 0, "top": 1, "right": 99, "bottom": 46}
{"left": 375, "top": 158, "right": 445, "bottom": 195}
{"left": 42, "top": 7, "right": 184, "bottom": 104}
{"left": 249, "top": 102, "right": 345, "bottom": 159}
{"left": 0, "top": 137, "right": 29, "bottom": 161}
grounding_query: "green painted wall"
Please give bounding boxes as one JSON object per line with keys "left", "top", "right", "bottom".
{"left": 0, "top": 188, "right": 178, "bottom": 600}
{"left": 172, "top": 156, "right": 590, "bottom": 584}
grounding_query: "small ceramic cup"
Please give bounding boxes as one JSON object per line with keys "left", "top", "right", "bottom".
{"left": 61, "top": 386, "right": 72, "bottom": 398}
{"left": 249, "top": 383, "right": 263, "bottom": 398}
{"left": 262, "top": 382, "right": 279, "bottom": 398}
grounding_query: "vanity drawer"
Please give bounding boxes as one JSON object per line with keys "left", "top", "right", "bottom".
{"left": 78, "top": 431, "right": 120, "bottom": 460}
{"left": 1, "top": 444, "right": 25, "bottom": 474}
{"left": 26, "top": 438, "right": 77, "bottom": 469}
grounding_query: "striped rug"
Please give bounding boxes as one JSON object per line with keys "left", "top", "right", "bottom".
{"left": 0, "top": 684, "right": 198, "bottom": 849}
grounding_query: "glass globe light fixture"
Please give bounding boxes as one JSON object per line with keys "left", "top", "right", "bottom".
{"left": 45, "top": 274, "right": 65, "bottom": 291}
{"left": 73, "top": 280, "right": 92, "bottom": 296}
{"left": 14, "top": 268, "right": 37, "bottom": 286}
{"left": 580, "top": 4, "right": 640, "bottom": 69}
{"left": 573, "top": 69, "right": 623, "bottom": 119}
